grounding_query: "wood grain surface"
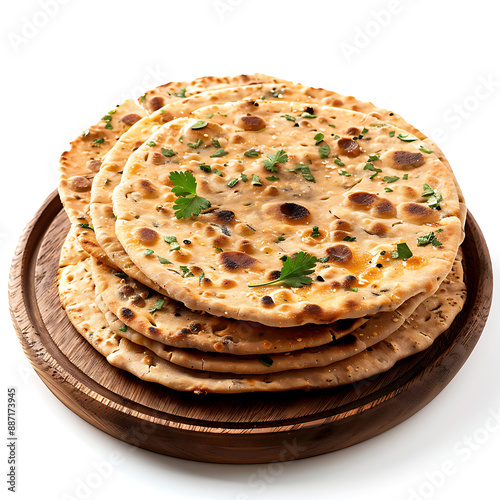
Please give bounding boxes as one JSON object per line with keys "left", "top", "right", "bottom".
{"left": 8, "top": 190, "right": 492, "bottom": 464}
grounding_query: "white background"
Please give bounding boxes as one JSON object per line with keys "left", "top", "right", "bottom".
{"left": 2, "top": 1, "right": 499, "bottom": 499}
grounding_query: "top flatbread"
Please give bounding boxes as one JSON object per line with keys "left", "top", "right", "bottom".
{"left": 113, "top": 100, "right": 462, "bottom": 327}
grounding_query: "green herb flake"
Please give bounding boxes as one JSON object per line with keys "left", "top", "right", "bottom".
{"left": 367, "top": 154, "right": 380, "bottom": 162}
{"left": 371, "top": 123, "right": 387, "bottom": 128}
{"left": 178, "top": 136, "right": 183, "bottom": 143}
{"left": 318, "top": 256, "right": 330, "bottom": 263}
{"left": 385, "top": 187, "right": 393, "bottom": 192}
{"left": 343, "top": 236, "right": 356, "bottom": 242}
{"left": 149, "top": 299, "right": 165, "bottom": 314}
{"left": 164, "top": 235, "right": 180, "bottom": 251}
{"left": 161, "top": 148, "right": 177, "bottom": 157}
{"left": 139, "top": 95, "right": 146, "bottom": 103}
{"left": 118, "top": 325, "right": 127, "bottom": 332}
{"left": 334, "top": 157, "right": 345, "bottom": 167}
{"left": 384, "top": 176, "right": 400, "bottom": 184}
{"left": 175, "top": 88, "right": 186, "bottom": 98}
{"left": 249, "top": 252, "right": 318, "bottom": 288}
{"left": 78, "top": 223, "right": 94, "bottom": 231}
{"left": 311, "top": 226, "right": 321, "bottom": 237}
{"left": 213, "top": 168, "right": 223, "bottom": 177}
{"left": 318, "top": 143, "right": 330, "bottom": 159}
{"left": 199, "top": 163, "right": 211, "bottom": 173}
{"left": 403, "top": 174, "right": 409, "bottom": 180}
{"left": 338, "top": 170, "right": 352, "bottom": 176}
{"left": 180, "top": 266, "right": 194, "bottom": 278}
{"left": 113, "top": 271, "right": 127, "bottom": 279}
{"left": 314, "top": 133, "right": 324, "bottom": 144}
{"left": 419, "top": 145, "right": 434, "bottom": 154}
{"left": 421, "top": 183, "right": 443, "bottom": 209}
{"left": 187, "top": 139, "right": 203, "bottom": 149}
{"left": 263, "top": 150, "right": 288, "bottom": 172}
{"left": 210, "top": 148, "right": 229, "bottom": 158}
{"left": 301, "top": 112, "right": 317, "bottom": 119}
{"left": 198, "top": 271, "right": 205, "bottom": 285}
{"left": 147, "top": 141, "right": 156, "bottom": 147}
{"left": 93, "top": 138, "right": 104, "bottom": 145}
{"left": 364, "top": 162, "right": 382, "bottom": 179}
{"left": 252, "top": 174, "right": 262, "bottom": 186}
{"left": 417, "top": 231, "right": 443, "bottom": 247}
{"left": 294, "top": 164, "right": 316, "bottom": 182}
{"left": 228, "top": 178, "right": 239, "bottom": 188}
{"left": 349, "top": 288, "right": 359, "bottom": 292}
{"left": 144, "top": 249, "right": 154, "bottom": 256}
{"left": 391, "top": 242, "right": 413, "bottom": 260}
{"left": 282, "top": 114, "right": 296, "bottom": 122}
{"left": 397, "top": 133, "right": 418, "bottom": 142}
{"left": 158, "top": 256, "right": 171, "bottom": 265}
{"left": 259, "top": 354, "right": 274, "bottom": 367}
{"left": 212, "top": 138, "right": 221, "bottom": 148}
{"left": 389, "top": 131, "right": 395, "bottom": 137}
{"left": 191, "top": 120, "right": 208, "bottom": 130}
{"left": 244, "top": 149, "right": 261, "bottom": 158}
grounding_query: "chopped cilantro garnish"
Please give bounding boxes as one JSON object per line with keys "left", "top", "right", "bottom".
{"left": 282, "top": 114, "right": 296, "bottom": 122}
{"left": 384, "top": 176, "right": 399, "bottom": 183}
{"left": 78, "top": 223, "right": 94, "bottom": 231}
{"left": 259, "top": 354, "right": 274, "bottom": 367}
{"left": 119, "top": 325, "right": 127, "bottom": 332}
{"left": 263, "top": 150, "right": 288, "bottom": 172}
{"left": 249, "top": 252, "right": 318, "bottom": 288}
{"left": 266, "top": 176, "right": 279, "bottom": 181}
{"left": 417, "top": 231, "right": 443, "bottom": 247}
{"left": 212, "top": 138, "right": 221, "bottom": 148}
{"left": 389, "top": 131, "right": 395, "bottom": 137}
{"left": 93, "top": 138, "right": 104, "bottom": 145}
{"left": 343, "top": 236, "right": 356, "bottom": 242}
{"left": 397, "top": 133, "right": 418, "bottom": 142}
{"left": 318, "top": 143, "right": 330, "bottom": 159}
{"left": 301, "top": 112, "right": 316, "bottom": 118}
{"left": 244, "top": 149, "right": 261, "bottom": 158}
{"left": 213, "top": 168, "right": 223, "bottom": 176}
{"left": 293, "top": 164, "right": 315, "bottom": 182}
{"left": 149, "top": 299, "right": 165, "bottom": 313}
{"left": 252, "top": 174, "right": 262, "bottom": 186}
{"left": 228, "top": 178, "right": 239, "bottom": 188}
{"left": 210, "top": 148, "right": 228, "bottom": 158}
{"left": 349, "top": 288, "right": 359, "bottom": 292}
{"left": 158, "top": 256, "right": 171, "bottom": 265}
{"left": 175, "top": 88, "right": 186, "bottom": 98}
{"left": 164, "top": 235, "right": 180, "bottom": 251}
{"left": 338, "top": 170, "right": 352, "bottom": 176}
{"left": 403, "top": 174, "right": 409, "bottom": 180}
{"left": 419, "top": 145, "right": 433, "bottom": 154}
{"left": 314, "top": 133, "right": 324, "bottom": 144}
{"left": 144, "top": 249, "right": 154, "bottom": 256}
{"left": 385, "top": 187, "right": 393, "bottom": 192}
{"left": 422, "top": 183, "right": 443, "bottom": 209}
{"left": 392, "top": 243, "right": 413, "bottom": 260}
{"left": 191, "top": 120, "right": 207, "bottom": 130}
{"left": 334, "top": 157, "right": 345, "bottom": 167}
{"left": 311, "top": 226, "right": 321, "bottom": 237}
{"left": 364, "top": 162, "right": 382, "bottom": 179}
{"left": 371, "top": 123, "right": 387, "bottom": 128}
{"left": 169, "top": 171, "right": 211, "bottom": 219}
{"left": 161, "top": 148, "right": 177, "bottom": 157}
{"left": 199, "top": 163, "right": 211, "bottom": 173}
{"left": 147, "top": 141, "right": 156, "bottom": 147}
{"left": 367, "top": 154, "right": 380, "bottom": 162}
{"left": 180, "top": 266, "right": 194, "bottom": 278}
{"left": 187, "top": 139, "right": 203, "bottom": 149}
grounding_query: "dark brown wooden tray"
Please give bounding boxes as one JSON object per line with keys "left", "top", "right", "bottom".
{"left": 8, "top": 190, "right": 492, "bottom": 464}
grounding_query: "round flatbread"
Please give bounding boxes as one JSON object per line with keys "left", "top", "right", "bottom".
{"left": 58, "top": 231, "right": 466, "bottom": 393}
{"left": 91, "top": 81, "right": 465, "bottom": 290}
{"left": 113, "top": 100, "right": 462, "bottom": 327}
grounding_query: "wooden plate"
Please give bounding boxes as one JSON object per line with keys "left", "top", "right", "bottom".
{"left": 9, "top": 191, "right": 492, "bottom": 464}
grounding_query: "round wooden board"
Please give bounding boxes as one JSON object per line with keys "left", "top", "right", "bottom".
{"left": 9, "top": 191, "right": 492, "bottom": 464}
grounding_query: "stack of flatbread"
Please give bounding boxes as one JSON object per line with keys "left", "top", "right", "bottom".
{"left": 58, "top": 74, "right": 467, "bottom": 393}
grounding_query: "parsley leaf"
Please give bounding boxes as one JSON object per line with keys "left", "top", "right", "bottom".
{"left": 212, "top": 138, "right": 221, "bottom": 148}
{"left": 144, "top": 249, "right": 154, "bottom": 256}
{"left": 147, "top": 141, "right": 156, "bottom": 147}
{"left": 334, "top": 157, "right": 345, "bottom": 167}
{"left": 249, "top": 252, "right": 318, "bottom": 288}
{"left": 364, "top": 162, "right": 382, "bottom": 179}
{"left": 301, "top": 112, "right": 316, "bottom": 119}
{"left": 78, "top": 223, "right": 94, "bottom": 231}
{"left": 119, "top": 325, "right": 127, "bottom": 332}
{"left": 293, "top": 164, "right": 315, "bottom": 182}
{"left": 343, "top": 236, "right": 356, "bottom": 242}
{"left": 367, "top": 154, "right": 380, "bottom": 162}
{"left": 169, "top": 171, "right": 211, "bottom": 219}
{"left": 252, "top": 174, "right": 262, "bottom": 186}
{"left": 263, "top": 150, "right": 288, "bottom": 172}
{"left": 228, "top": 178, "right": 239, "bottom": 188}
{"left": 392, "top": 243, "right": 413, "bottom": 260}
{"left": 311, "top": 226, "right": 321, "bottom": 237}
{"left": 389, "top": 131, "right": 395, "bottom": 137}
{"left": 384, "top": 176, "right": 399, "bottom": 183}
{"left": 180, "top": 266, "right": 194, "bottom": 278}
{"left": 199, "top": 163, "right": 211, "bottom": 173}
{"left": 266, "top": 175, "right": 279, "bottom": 181}
{"left": 314, "top": 133, "right": 324, "bottom": 144}
{"left": 338, "top": 170, "right": 352, "bottom": 176}
{"left": 282, "top": 114, "right": 296, "bottom": 122}
{"left": 158, "top": 256, "right": 171, "bottom": 264}
{"left": 175, "top": 88, "right": 186, "bottom": 98}
{"left": 187, "top": 139, "right": 203, "bottom": 149}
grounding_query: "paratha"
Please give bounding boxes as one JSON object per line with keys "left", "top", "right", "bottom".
{"left": 113, "top": 100, "right": 462, "bottom": 327}
{"left": 58, "top": 231, "right": 466, "bottom": 393}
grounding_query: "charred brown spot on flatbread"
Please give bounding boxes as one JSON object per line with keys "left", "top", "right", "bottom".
{"left": 261, "top": 295, "right": 275, "bottom": 307}
{"left": 150, "top": 152, "right": 166, "bottom": 165}
{"left": 118, "top": 285, "right": 134, "bottom": 298}
{"left": 327, "top": 244, "right": 353, "bottom": 263}
{"left": 268, "top": 270, "right": 282, "bottom": 280}
{"left": 148, "top": 96, "right": 165, "bottom": 112}
{"left": 279, "top": 203, "right": 310, "bottom": 220}
{"left": 302, "top": 304, "right": 323, "bottom": 317}
{"left": 374, "top": 199, "right": 397, "bottom": 217}
{"left": 148, "top": 326, "right": 160, "bottom": 336}
{"left": 136, "top": 227, "right": 158, "bottom": 244}
{"left": 120, "top": 307, "right": 134, "bottom": 319}
{"left": 392, "top": 151, "right": 425, "bottom": 169}
{"left": 134, "top": 179, "right": 159, "bottom": 197}
{"left": 348, "top": 192, "right": 376, "bottom": 206}
{"left": 220, "top": 251, "right": 258, "bottom": 270}
{"left": 346, "top": 127, "right": 360, "bottom": 136}
{"left": 369, "top": 222, "right": 389, "bottom": 237}
{"left": 86, "top": 159, "right": 101, "bottom": 172}
{"left": 121, "top": 114, "right": 142, "bottom": 126}
{"left": 403, "top": 203, "right": 434, "bottom": 217}
{"left": 69, "top": 176, "right": 92, "bottom": 192}
{"left": 214, "top": 209, "right": 235, "bottom": 223}
{"left": 237, "top": 115, "right": 266, "bottom": 131}
{"left": 337, "top": 138, "right": 360, "bottom": 157}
